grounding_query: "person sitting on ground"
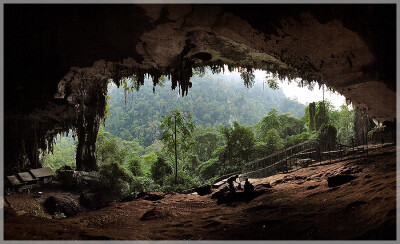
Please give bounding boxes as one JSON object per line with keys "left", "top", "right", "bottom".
{"left": 227, "top": 175, "right": 239, "bottom": 192}
{"left": 244, "top": 179, "right": 254, "bottom": 195}
{"left": 237, "top": 182, "right": 242, "bottom": 190}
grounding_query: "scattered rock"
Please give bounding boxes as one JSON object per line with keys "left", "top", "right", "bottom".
{"left": 341, "top": 167, "right": 362, "bottom": 175}
{"left": 307, "top": 185, "right": 319, "bottom": 190}
{"left": 272, "top": 179, "right": 284, "bottom": 185}
{"left": 139, "top": 208, "right": 166, "bottom": 221}
{"left": 138, "top": 192, "right": 166, "bottom": 201}
{"left": 43, "top": 195, "right": 81, "bottom": 217}
{"left": 294, "top": 176, "right": 306, "bottom": 180}
{"left": 195, "top": 185, "right": 212, "bottom": 196}
{"left": 327, "top": 174, "right": 357, "bottom": 187}
{"left": 260, "top": 183, "right": 272, "bottom": 188}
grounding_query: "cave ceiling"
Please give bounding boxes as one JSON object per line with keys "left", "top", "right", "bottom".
{"left": 4, "top": 4, "right": 396, "bottom": 171}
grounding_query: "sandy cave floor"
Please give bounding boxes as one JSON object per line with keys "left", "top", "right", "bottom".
{"left": 3, "top": 145, "right": 397, "bottom": 240}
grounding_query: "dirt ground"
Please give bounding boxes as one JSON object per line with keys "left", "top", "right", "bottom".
{"left": 3, "top": 145, "right": 396, "bottom": 240}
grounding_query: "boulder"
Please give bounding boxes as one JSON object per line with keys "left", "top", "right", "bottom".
{"left": 58, "top": 170, "right": 81, "bottom": 188}
{"left": 136, "top": 192, "right": 166, "bottom": 201}
{"left": 195, "top": 185, "right": 212, "bottom": 196}
{"left": 79, "top": 191, "right": 110, "bottom": 210}
{"left": 327, "top": 174, "right": 357, "bottom": 187}
{"left": 140, "top": 208, "right": 167, "bottom": 221}
{"left": 43, "top": 195, "right": 81, "bottom": 217}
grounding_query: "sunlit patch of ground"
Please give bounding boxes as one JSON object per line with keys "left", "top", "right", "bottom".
{"left": 4, "top": 145, "right": 396, "bottom": 240}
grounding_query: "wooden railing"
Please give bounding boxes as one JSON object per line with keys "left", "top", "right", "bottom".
{"left": 242, "top": 137, "right": 372, "bottom": 179}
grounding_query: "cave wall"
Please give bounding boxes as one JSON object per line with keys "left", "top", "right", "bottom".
{"left": 354, "top": 106, "right": 376, "bottom": 146}
{"left": 4, "top": 4, "right": 396, "bottom": 173}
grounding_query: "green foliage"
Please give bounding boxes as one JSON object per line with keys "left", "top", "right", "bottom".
{"left": 192, "top": 128, "right": 223, "bottom": 162}
{"left": 54, "top": 211, "right": 66, "bottom": 219}
{"left": 265, "top": 72, "right": 279, "bottom": 90}
{"left": 98, "top": 161, "right": 134, "bottom": 200}
{"left": 253, "top": 141, "right": 270, "bottom": 159}
{"left": 197, "top": 158, "right": 221, "bottom": 180}
{"left": 318, "top": 124, "right": 338, "bottom": 151}
{"left": 150, "top": 157, "right": 173, "bottom": 186}
{"left": 315, "top": 101, "right": 331, "bottom": 130}
{"left": 42, "top": 144, "right": 76, "bottom": 171}
{"left": 103, "top": 71, "right": 306, "bottom": 147}
{"left": 160, "top": 109, "right": 195, "bottom": 184}
{"left": 218, "top": 121, "right": 256, "bottom": 169}
{"left": 277, "top": 113, "right": 305, "bottom": 138}
{"left": 284, "top": 131, "right": 311, "bottom": 148}
{"left": 240, "top": 69, "right": 255, "bottom": 88}
{"left": 96, "top": 126, "right": 121, "bottom": 164}
{"left": 126, "top": 156, "right": 143, "bottom": 176}
{"left": 264, "top": 129, "right": 284, "bottom": 154}
{"left": 333, "top": 104, "right": 355, "bottom": 145}
{"left": 143, "top": 152, "right": 158, "bottom": 165}
{"left": 302, "top": 101, "right": 355, "bottom": 145}
{"left": 256, "top": 109, "right": 281, "bottom": 141}
{"left": 141, "top": 152, "right": 157, "bottom": 175}
{"left": 162, "top": 171, "right": 200, "bottom": 193}
{"left": 183, "top": 154, "right": 201, "bottom": 173}
{"left": 193, "top": 66, "right": 206, "bottom": 78}
{"left": 130, "top": 176, "right": 158, "bottom": 194}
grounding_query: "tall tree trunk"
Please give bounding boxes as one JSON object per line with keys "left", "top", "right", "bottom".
{"left": 309, "top": 102, "right": 316, "bottom": 131}
{"left": 174, "top": 117, "right": 178, "bottom": 184}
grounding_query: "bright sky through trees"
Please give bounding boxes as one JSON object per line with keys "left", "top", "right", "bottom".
{"left": 218, "top": 67, "right": 346, "bottom": 109}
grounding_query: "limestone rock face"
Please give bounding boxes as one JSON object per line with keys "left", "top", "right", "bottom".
{"left": 4, "top": 4, "right": 396, "bottom": 172}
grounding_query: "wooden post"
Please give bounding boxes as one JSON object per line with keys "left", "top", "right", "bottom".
{"left": 285, "top": 150, "right": 288, "bottom": 170}
{"left": 366, "top": 130, "right": 369, "bottom": 156}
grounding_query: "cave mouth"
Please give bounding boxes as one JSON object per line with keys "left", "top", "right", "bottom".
{"left": 41, "top": 64, "right": 354, "bottom": 179}
{"left": 3, "top": 4, "right": 397, "bottom": 241}
{"left": 4, "top": 3, "right": 395, "bottom": 176}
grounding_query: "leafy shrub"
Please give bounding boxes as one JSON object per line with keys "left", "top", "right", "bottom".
{"left": 197, "top": 158, "right": 220, "bottom": 180}
{"left": 284, "top": 131, "right": 311, "bottom": 148}
{"left": 126, "top": 156, "right": 144, "bottom": 176}
{"left": 162, "top": 171, "right": 201, "bottom": 193}
{"left": 98, "top": 161, "right": 134, "bottom": 200}
{"left": 76, "top": 171, "right": 101, "bottom": 190}
{"left": 54, "top": 211, "right": 66, "bottom": 219}
{"left": 150, "top": 157, "right": 172, "bottom": 185}
{"left": 253, "top": 142, "right": 269, "bottom": 159}
{"left": 130, "top": 176, "right": 160, "bottom": 194}
{"left": 318, "top": 124, "right": 337, "bottom": 151}
{"left": 183, "top": 154, "right": 200, "bottom": 173}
